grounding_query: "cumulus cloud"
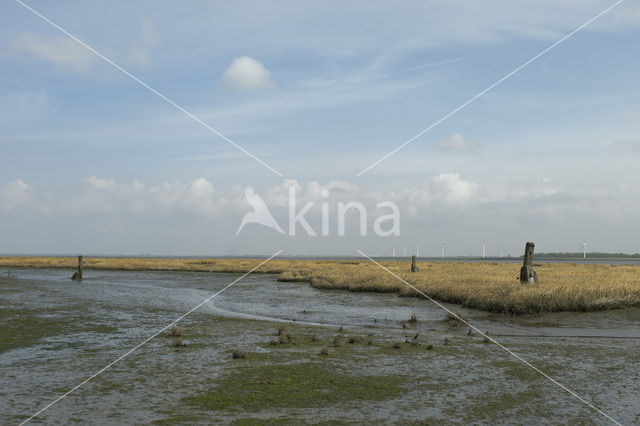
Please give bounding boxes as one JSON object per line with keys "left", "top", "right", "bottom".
{"left": 221, "top": 56, "right": 275, "bottom": 90}
{"left": 430, "top": 173, "right": 476, "bottom": 205}
{"left": 12, "top": 33, "right": 96, "bottom": 72}
{"left": 4, "top": 175, "right": 640, "bottom": 255}
{"left": 73, "top": 176, "right": 239, "bottom": 217}
{"left": 436, "top": 133, "right": 476, "bottom": 152}
{"left": 1, "top": 175, "right": 480, "bottom": 218}
{"left": 0, "top": 179, "right": 32, "bottom": 210}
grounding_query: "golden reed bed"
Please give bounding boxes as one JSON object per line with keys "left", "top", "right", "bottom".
{"left": 1, "top": 256, "right": 639, "bottom": 314}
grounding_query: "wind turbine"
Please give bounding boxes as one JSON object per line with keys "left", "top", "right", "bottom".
{"left": 416, "top": 245, "right": 420, "bottom": 258}
{"left": 392, "top": 247, "right": 396, "bottom": 258}
{"left": 440, "top": 244, "right": 445, "bottom": 258}
{"left": 583, "top": 239, "right": 587, "bottom": 259}
{"left": 482, "top": 241, "right": 486, "bottom": 258}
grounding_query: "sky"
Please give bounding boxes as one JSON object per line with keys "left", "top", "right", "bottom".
{"left": 1, "top": 0, "right": 640, "bottom": 257}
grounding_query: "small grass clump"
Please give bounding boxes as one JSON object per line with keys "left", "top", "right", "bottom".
{"left": 277, "top": 326, "right": 295, "bottom": 344}
{"left": 232, "top": 349, "right": 246, "bottom": 359}
{"left": 445, "top": 311, "right": 467, "bottom": 327}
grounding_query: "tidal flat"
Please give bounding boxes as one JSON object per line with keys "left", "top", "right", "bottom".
{"left": 1, "top": 267, "right": 639, "bottom": 424}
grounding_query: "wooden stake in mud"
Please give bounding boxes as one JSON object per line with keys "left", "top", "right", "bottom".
{"left": 519, "top": 242, "right": 538, "bottom": 284}
{"left": 71, "top": 255, "right": 83, "bottom": 281}
{"left": 411, "top": 255, "right": 419, "bottom": 272}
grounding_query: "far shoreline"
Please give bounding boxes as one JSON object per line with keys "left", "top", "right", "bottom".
{"left": 2, "top": 256, "right": 640, "bottom": 315}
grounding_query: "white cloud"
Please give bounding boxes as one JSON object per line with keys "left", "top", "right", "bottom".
{"left": 221, "top": 56, "right": 275, "bottom": 90}
{"left": 12, "top": 33, "right": 96, "bottom": 72}
{"left": 4, "top": 175, "right": 640, "bottom": 255}
{"left": 430, "top": 173, "right": 476, "bottom": 205}
{"left": 85, "top": 176, "right": 118, "bottom": 192}
{"left": 72, "top": 176, "right": 244, "bottom": 218}
{"left": 0, "top": 179, "right": 32, "bottom": 210}
{"left": 63, "top": 175, "right": 480, "bottom": 218}
{"left": 0, "top": 175, "right": 631, "bottom": 235}
{"left": 437, "top": 133, "right": 476, "bottom": 152}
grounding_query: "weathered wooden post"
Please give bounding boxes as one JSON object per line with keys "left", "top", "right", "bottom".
{"left": 71, "top": 255, "right": 83, "bottom": 281}
{"left": 411, "top": 255, "right": 419, "bottom": 272}
{"left": 519, "top": 242, "right": 538, "bottom": 284}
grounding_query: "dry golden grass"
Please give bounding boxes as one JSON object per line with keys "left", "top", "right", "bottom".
{"left": 2, "top": 256, "right": 639, "bottom": 314}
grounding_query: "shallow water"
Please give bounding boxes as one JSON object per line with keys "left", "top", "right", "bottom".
{"left": 1, "top": 268, "right": 639, "bottom": 424}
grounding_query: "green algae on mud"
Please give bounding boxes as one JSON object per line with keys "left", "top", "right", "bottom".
{"left": 183, "top": 361, "right": 405, "bottom": 412}
{"left": 0, "top": 306, "right": 117, "bottom": 353}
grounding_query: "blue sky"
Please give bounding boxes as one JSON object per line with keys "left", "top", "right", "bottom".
{"left": 1, "top": 1, "right": 640, "bottom": 256}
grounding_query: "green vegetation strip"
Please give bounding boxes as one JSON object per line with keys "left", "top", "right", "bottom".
{"left": 0, "top": 307, "right": 116, "bottom": 353}
{"left": 184, "top": 362, "right": 404, "bottom": 411}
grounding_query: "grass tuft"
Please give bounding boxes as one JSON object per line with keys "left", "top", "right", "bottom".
{"left": 232, "top": 349, "right": 246, "bottom": 359}
{"left": 445, "top": 311, "right": 467, "bottom": 327}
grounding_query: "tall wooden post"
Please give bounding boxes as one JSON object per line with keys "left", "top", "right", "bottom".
{"left": 411, "top": 255, "right": 418, "bottom": 272}
{"left": 519, "top": 242, "right": 538, "bottom": 284}
{"left": 72, "top": 255, "right": 83, "bottom": 281}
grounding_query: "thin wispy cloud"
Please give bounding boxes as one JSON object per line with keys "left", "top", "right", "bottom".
{"left": 405, "top": 57, "right": 464, "bottom": 73}
{"left": 12, "top": 32, "right": 96, "bottom": 72}
{"left": 127, "top": 17, "right": 158, "bottom": 67}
